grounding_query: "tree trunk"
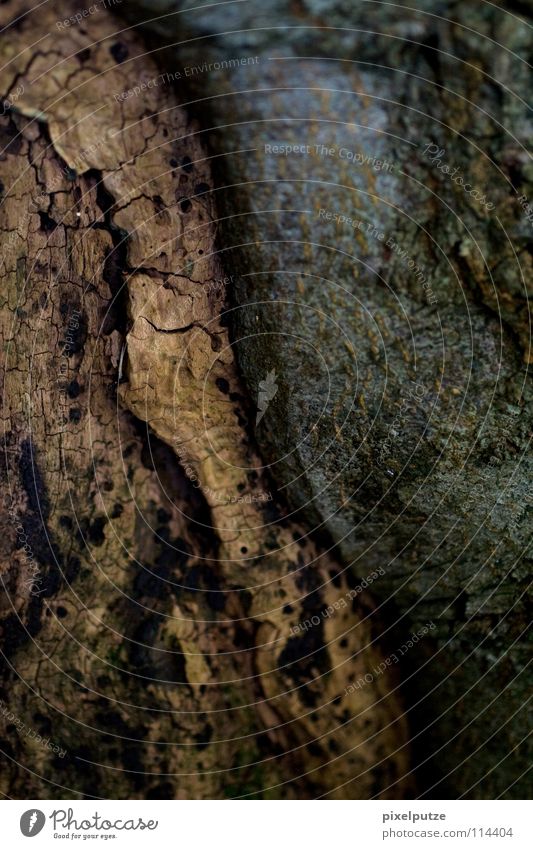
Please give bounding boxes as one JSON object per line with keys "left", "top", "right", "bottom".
{"left": 0, "top": 0, "right": 409, "bottom": 799}
{"left": 123, "top": 0, "right": 533, "bottom": 799}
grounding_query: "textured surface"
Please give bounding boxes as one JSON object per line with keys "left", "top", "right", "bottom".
{"left": 126, "top": 0, "right": 533, "bottom": 797}
{"left": 0, "top": 0, "right": 409, "bottom": 799}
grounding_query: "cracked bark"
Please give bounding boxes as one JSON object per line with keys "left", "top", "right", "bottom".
{"left": 0, "top": 0, "right": 409, "bottom": 799}
{"left": 119, "top": 0, "right": 532, "bottom": 799}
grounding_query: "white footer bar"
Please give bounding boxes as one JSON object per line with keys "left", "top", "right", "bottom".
{"left": 2, "top": 800, "right": 530, "bottom": 848}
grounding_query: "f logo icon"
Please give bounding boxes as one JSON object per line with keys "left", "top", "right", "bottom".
{"left": 20, "top": 810, "right": 45, "bottom": 837}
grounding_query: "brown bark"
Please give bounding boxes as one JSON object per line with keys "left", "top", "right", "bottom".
{"left": 0, "top": 0, "right": 409, "bottom": 798}
{"left": 119, "top": 0, "right": 533, "bottom": 799}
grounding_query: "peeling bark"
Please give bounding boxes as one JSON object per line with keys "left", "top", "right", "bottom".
{"left": 0, "top": 0, "right": 410, "bottom": 799}
{"left": 123, "top": 0, "right": 533, "bottom": 799}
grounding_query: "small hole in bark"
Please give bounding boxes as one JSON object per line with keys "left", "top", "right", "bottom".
{"left": 215, "top": 377, "right": 229, "bottom": 394}
{"left": 57, "top": 607, "right": 68, "bottom": 619}
{"left": 110, "top": 42, "right": 129, "bottom": 63}
{"left": 78, "top": 48, "right": 91, "bottom": 62}
{"left": 329, "top": 570, "right": 341, "bottom": 588}
{"left": 39, "top": 211, "right": 58, "bottom": 232}
{"left": 179, "top": 197, "right": 192, "bottom": 213}
{"left": 67, "top": 380, "right": 81, "bottom": 398}
{"left": 181, "top": 156, "right": 193, "bottom": 173}
{"left": 88, "top": 516, "right": 107, "bottom": 546}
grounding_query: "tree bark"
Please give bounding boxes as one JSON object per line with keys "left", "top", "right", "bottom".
{"left": 124, "top": 0, "right": 533, "bottom": 799}
{"left": 0, "top": 0, "right": 409, "bottom": 799}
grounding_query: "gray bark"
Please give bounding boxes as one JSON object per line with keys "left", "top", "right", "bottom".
{"left": 0, "top": 0, "right": 410, "bottom": 800}
{"left": 125, "top": 0, "right": 533, "bottom": 798}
